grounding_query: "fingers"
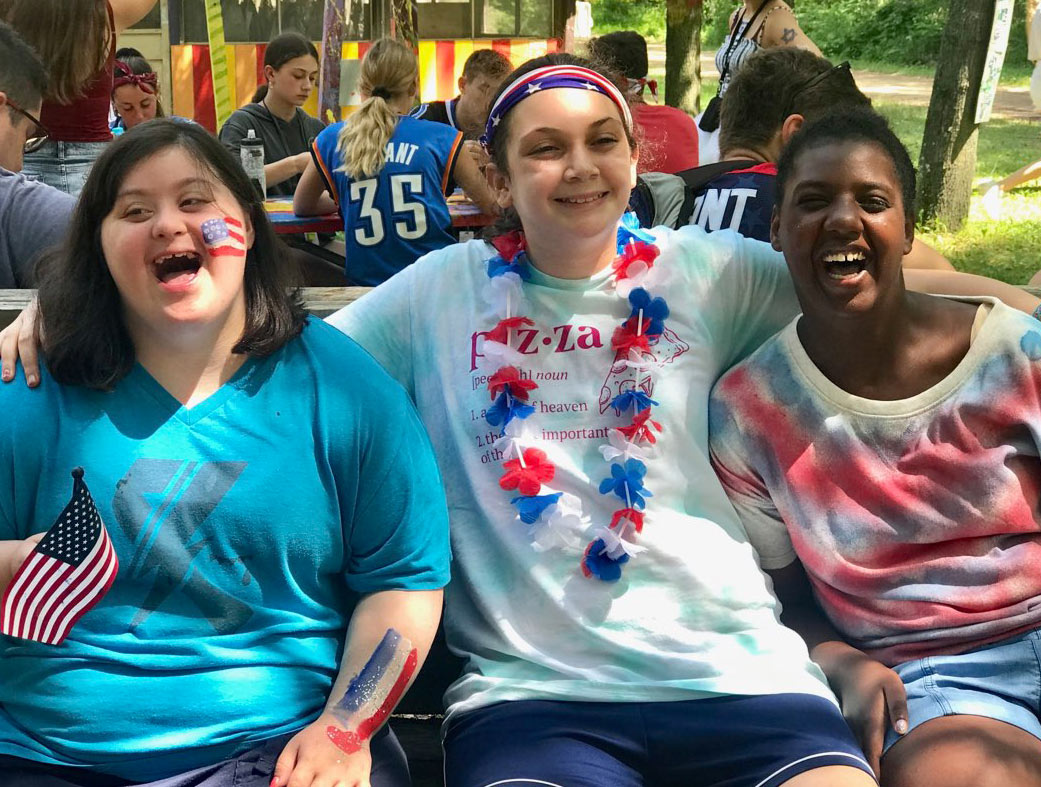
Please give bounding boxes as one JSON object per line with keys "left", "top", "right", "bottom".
{"left": 18, "top": 300, "right": 40, "bottom": 387}
{"left": 883, "top": 672, "right": 910, "bottom": 737}
{"left": 270, "top": 738, "right": 300, "bottom": 787}
{"left": 0, "top": 314, "right": 25, "bottom": 384}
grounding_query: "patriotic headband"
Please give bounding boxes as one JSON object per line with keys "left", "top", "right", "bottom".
{"left": 112, "top": 62, "right": 158, "bottom": 94}
{"left": 482, "top": 64, "right": 633, "bottom": 149}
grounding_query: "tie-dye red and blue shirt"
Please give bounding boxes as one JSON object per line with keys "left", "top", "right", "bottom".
{"left": 709, "top": 298, "right": 1041, "bottom": 666}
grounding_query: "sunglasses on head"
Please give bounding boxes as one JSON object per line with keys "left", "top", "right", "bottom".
{"left": 784, "top": 61, "right": 853, "bottom": 119}
{"left": 6, "top": 97, "right": 50, "bottom": 154}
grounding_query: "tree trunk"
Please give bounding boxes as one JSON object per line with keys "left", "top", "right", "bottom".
{"left": 318, "top": 0, "right": 346, "bottom": 123}
{"left": 917, "top": 0, "right": 995, "bottom": 229}
{"left": 665, "top": 0, "right": 703, "bottom": 114}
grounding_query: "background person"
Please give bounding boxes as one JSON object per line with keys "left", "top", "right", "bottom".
{"left": 0, "top": 21, "right": 75, "bottom": 288}
{"left": 295, "top": 38, "right": 497, "bottom": 286}
{"left": 0, "top": 119, "right": 450, "bottom": 787}
{"left": 219, "top": 31, "right": 324, "bottom": 198}
{"left": 710, "top": 108, "right": 1041, "bottom": 786}
{"left": 110, "top": 52, "right": 162, "bottom": 132}
{"left": 588, "top": 30, "right": 699, "bottom": 174}
{"left": 2, "top": 0, "right": 159, "bottom": 196}
{"left": 410, "top": 48, "right": 513, "bottom": 140}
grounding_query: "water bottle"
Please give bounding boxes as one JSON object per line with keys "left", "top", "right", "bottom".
{"left": 240, "top": 129, "right": 266, "bottom": 199}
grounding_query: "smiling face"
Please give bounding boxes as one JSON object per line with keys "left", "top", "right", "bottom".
{"left": 456, "top": 72, "right": 503, "bottom": 130}
{"left": 491, "top": 87, "right": 638, "bottom": 257}
{"left": 113, "top": 83, "right": 158, "bottom": 130}
{"left": 100, "top": 146, "right": 254, "bottom": 345}
{"left": 266, "top": 55, "right": 319, "bottom": 107}
{"left": 772, "top": 139, "right": 914, "bottom": 318}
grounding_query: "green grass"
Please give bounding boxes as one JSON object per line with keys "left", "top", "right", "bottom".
{"left": 872, "top": 101, "right": 1041, "bottom": 283}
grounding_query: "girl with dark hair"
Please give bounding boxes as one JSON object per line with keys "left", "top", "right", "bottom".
{"left": 711, "top": 108, "right": 1041, "bottom": 786}
{"left": 2, "top": 0, "right": 160, "bottom": 196}
{"left": 331, "top": 52, "right": 881, "bottom": 787}
{"left": 0, "top": 119, "right": 449, "bottom": 787}
{"left": 294, "top": 37, "right": 497, "bottom": 286}
{"left": 218, "top": 31, "right": 324, "bottom": 197}
{"left": 110, "top": 54, "right": 165, "bottom": 132}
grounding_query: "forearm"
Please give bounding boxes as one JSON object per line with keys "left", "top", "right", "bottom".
{"left": 323, "top": 589, "right": 442, "bottom": 747}
{"left": 265, "top": 155, "right": 306, "bottom": 189}
{"left": 905, "top": 268, "right": 1041, "bottom": 315}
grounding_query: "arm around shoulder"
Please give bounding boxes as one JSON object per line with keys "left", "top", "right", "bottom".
{"left": 111, "top": 0, "right": 159, "bottom": 33}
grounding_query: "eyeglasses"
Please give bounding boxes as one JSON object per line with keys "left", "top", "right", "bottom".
{"left": 6, "top": 97, "right": 50, "bottom": 154}
{"left": 784, "top": 61, "right": 854, "bottom": 119}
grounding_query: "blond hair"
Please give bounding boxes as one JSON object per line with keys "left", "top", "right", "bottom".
{"left": 2, "top": 0, "right": 111, "bottom": 104}
{"left": 336, "top": 38, "right": 418, "bottom": 179}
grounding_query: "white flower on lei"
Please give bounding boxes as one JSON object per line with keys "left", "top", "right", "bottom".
{"left": 613, "top": 258, "right": 664, "bottom": 298}
{"left": 598, "top": 428, "right": 651, "bottom": 463}
{"left": 481, "top": 339, "right": 526, "bottom": 366}
{"left": 593, "top": 523, "right": 646, "bottom": 560}
{"left": 481, "top": 271, "right": 527, "bottom": 318}
{"left": 618, "top": 348, "right": 659, "bottom": 377}
{"left": 531, "top": 492, "right": 586, "bottom": 553}
{"left": 493, "top": 418, "right": 538, "bottom": 460}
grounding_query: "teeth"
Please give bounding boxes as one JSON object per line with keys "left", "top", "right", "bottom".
{"left": 822, "top": 252, "right": 866, "bottom": 264}
{"left": 154, "top": 252, "right": 199, "bottom": 265}
{"left": 560, "top": 194, "right": 603, "bottom": 204}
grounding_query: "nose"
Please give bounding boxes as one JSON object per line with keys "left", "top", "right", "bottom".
{"left": 564, "top": 145, "right": 598, "bottom": 181}
{"left": 151, "top": 203, "right": 189, "bottom": 239}
{"left": 822, "top": 194, "right": 863, "bottom": 235}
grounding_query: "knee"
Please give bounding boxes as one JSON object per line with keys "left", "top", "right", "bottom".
{"left": 882, "top": 720, "right": 1041, "bottom": 787}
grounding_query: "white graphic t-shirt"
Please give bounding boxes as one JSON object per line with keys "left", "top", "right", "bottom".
{"left": 329, "top": 225, "right": 835, "bottom": 720}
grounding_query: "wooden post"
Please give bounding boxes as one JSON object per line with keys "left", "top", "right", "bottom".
{"left": 319, "top": 0, "right": 347, "bottom": 124}
{"left": 665, "top": 0, "right": 703, "bottom": 114}
{"left": 917, "top": 0, "right": 997, "bottom": 229}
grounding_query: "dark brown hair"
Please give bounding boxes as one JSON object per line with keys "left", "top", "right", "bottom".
{"left": 2, "top": 0, "right": 110, "bottom": 104}
{"left": 461, "top": 49, "right": 512, "bottom": 82}
{"left": 35, "top": 119, "right": 306, "bottom": 390}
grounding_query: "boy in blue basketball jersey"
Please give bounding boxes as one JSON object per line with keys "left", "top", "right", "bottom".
{"left": 295, "top": 39, "right": 498, "bottom": 286}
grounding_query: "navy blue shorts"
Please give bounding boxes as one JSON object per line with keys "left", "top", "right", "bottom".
{"left": 443, "top": 694, "right": 874, "bottom": 787}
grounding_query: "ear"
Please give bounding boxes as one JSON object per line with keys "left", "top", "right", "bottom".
{"left": 484, "top": 161, "right": 513, "bottom": 210}
{"left": 0, "top": 91, "right": 8, "bottom": 111}
{"left": 457, "top": 75, "right": 467, "bottom": 94}
{"left": 780, "top": 113, "right": 804, "bottom": 145}
{"left": 263, "top": 64, "right": 276, "bottom": 84}
{"left": 243, "top": 210, "right": 256, "bottom": 251}
{"left": 903, "top": 213, "right": 914, "bottom": 256}
{"left": 770, "top": 205, "right": 782, "bottom": 252}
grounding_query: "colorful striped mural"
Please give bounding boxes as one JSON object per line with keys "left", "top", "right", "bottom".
{"left": 171, "top": 37, "right": 560, "bottom": 131}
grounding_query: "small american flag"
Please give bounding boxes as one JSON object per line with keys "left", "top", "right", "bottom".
{"left": 201, "top": 216, "right": 247, "bottom": 258}
{"left": 1, "top": 468, "right": 118, "bottom": 645}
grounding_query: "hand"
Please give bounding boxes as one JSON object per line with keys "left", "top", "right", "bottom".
{"left": 463, "top": 140, "right": 488, "bottom": 170}
{"left": 7, "top": 533, "right": 44, "bottom": 578}
{"left": 271, "top": 712, "right": 373, "bottom": 787}
{"left": 827, "top": 649, "right": 909, "bottom": 775}
{"left": 0, "top": 298, "right": 41, "bottom": 387}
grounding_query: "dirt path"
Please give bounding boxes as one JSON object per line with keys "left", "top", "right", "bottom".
{"left": 645, "top": 45, "right": 1038, "bottom": 120}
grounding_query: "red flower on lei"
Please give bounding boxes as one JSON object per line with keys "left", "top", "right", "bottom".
{"left": 611, "top": 240, "right": 660, "bottom": 280}
{"left": 610, "top": 507, "right": 645, "bottom": 533}
{"left": 617, "top": 408, "right": 663, "bottom": 444}
{"left": 488, "top": 366, "right": 539, "bottom": 401}
{"left": 610, "top": 320, "right": 652, "bottom": 354}
{"left": 491, "top": 230, "right": 527, "bottom": 262}
{"left": 499, "top": 448, "right": 556, "bottom": 496}
{"left": 486, "top": 316, "right": 535, "bottom": 346}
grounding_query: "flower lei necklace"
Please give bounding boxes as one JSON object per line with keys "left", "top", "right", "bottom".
{"left": 480, "top": 213, "right": 669, "bottom": 582}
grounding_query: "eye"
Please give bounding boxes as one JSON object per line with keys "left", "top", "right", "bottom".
{"left": 861, "top": 196, "right": 891, "bottom": 212}
{"left": 122, "top": 205, "right": 151, "bottom": 221}
{"left": 593, "top": 135, "right": 618, "bottom": 146}
{"left": 529, "top": 144, "right": 559, "bottom": 156}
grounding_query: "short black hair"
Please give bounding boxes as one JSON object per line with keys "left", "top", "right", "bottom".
{"left": 36, "top": 119, "right": 306, "bottom": 390}
{"left": 115, "top": 46, "right": 145, "bottom": 60}
{"left": 588, "top": 30, "right": 648, "bottom": 80}
{"left": 462, "top": 49, "right": 512, "bottom": 82}
{"left": 720, "top": 48, "right": 871, "bottom": 154}
{"left": 776, "top": 108, "right": 917, "bottom": 222}
{"left": 0, "top": 20, "right": 47, "bottom": 111}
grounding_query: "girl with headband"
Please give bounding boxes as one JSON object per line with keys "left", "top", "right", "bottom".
{"left": 110, "top": 54, "right": 162, "bottom": 132}
{"left": 294, "top": 38, "right": 498, "bottom": 286}
{"left": 333, "top": 52, "right": 880, "bottom": 787}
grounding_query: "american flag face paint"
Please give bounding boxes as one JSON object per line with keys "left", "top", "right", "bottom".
{"left": 201, "top": 216, "right": 247, "bottom": 259}
{"left": 326, "top": 628, "right": 418, "bottom": 754}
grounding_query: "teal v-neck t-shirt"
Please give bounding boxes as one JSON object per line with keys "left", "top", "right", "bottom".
{"left": 0, "top": 318, "right": 450, "bottom": 780}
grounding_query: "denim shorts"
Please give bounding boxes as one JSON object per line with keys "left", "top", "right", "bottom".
{"left": 883, "top": 626, "right": 1041, "bottom": 753}
{"left": 22, "top": 140, "right": 109, "bottom": 198}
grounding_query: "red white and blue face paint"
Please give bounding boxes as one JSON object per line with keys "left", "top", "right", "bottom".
{"left": 201, "top": 216, "right": 247, "bottom": 259}
{"left": 326, "top": 628, "right": 418, "bottom": 754}
{"left": 481, "top": 64, "right": 633, "bottom": 151}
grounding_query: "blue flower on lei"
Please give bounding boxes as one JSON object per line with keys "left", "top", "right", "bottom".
{"left": 598, "top": 459, "right": 652, "bottom": 509}
{"left": 610, "top": 389, "right": 658, "bottom": 415}
{"left": 582, "top": 537, "right": 630, "bottom": 582}
{"left": 510, "top": 492, "right": 563, "bottom": 524}
{"left": 616, "top": 211, "right": 655, "bottom": 249}
{"left": 487, "top": 252, "right": 532, "bottom": 280}
{"left": 627, "top": 288, "right": 670, "bottom": 337}
{"left": 486, "top": 391, "right": 535, "bottom": 427}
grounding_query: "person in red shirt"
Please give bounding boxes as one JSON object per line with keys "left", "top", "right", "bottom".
{"left": 588, "top": 30, "right": 698, "bottom": 174}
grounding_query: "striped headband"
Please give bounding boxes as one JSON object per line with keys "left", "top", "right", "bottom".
{"left": 481, "top": 64, "right": 633, "bottom": 149}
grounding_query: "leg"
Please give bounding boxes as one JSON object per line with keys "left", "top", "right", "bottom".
{"left": 998, "top": 159, "right": 1041, "bottom": 192}
{"left": 0, "top": 755, "right": 128, "bottom": 787}
{"left": 882, "top": 715, "right": 1041, "bottom": 787}
{"left": 779, "top": 765, "right": 877, "bottom": 786}
{"left": 442, "top": 700, "right": 643, "bottom": 787}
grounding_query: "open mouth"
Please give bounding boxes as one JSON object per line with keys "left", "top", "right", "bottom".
{"left": 152, "top": 252, "right": 202, "bottom": 288}
{"left": 821, "top": 250, "right": 868, "bottom": 281}
{"left": 556, "top": 192, "right": 608, "bottom": 206}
